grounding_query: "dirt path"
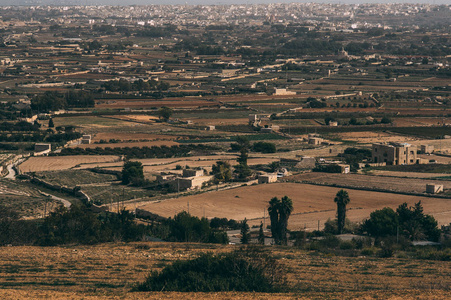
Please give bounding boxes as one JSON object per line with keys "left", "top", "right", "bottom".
{"left": 39, "top": 191, "right": 72, "bottom": 208}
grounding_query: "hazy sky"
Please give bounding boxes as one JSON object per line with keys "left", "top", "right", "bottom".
{"left": 2, "top": 0, "right": 450, "bottom": 5}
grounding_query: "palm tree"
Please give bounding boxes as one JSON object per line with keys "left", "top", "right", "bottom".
{"left": 268, "top": 196, "right": 293, "bottom": 245}
{"left": 334, "top": 190, "right": 350, "bottom": 234}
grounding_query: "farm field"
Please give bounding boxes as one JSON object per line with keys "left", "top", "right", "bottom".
{"left": 289, "top": 172, "right": 451, "bottom": 196}
{"left": 91, "top": 132, "right": 175, "bottom": 142}
{"left": 33, "top": 170, "right": 118, "bottom": 187}
{"left": 335, "top": 131, "right": 417, "bottom": 144}
{"left": 392, "top": 117, "right": 451, "bottom": 127}
{"left": 136, "top": 182, "right": 451, "bottom": 231}
{"left": 0, "top": 242, "right": 450, "bottom": 300}
{"left": 18, "top": 155, "right": 121, "bottom": 173}
{"left": 370, "top": 170, "right": 451, "bottom": 179}
{"left": 53, "top": 116, "right": 135, "bottom": 128}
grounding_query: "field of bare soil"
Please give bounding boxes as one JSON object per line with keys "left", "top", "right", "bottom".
{"left": 393, "top": 117, "right": 451, "bottom": 127}
{"left": 336, "top": 131, "right": 417, "bottom": 144}
{"left": 0, "top": 242, "right": 449, "bottom": 300}
{"left": 289, "top": 172, "right": 451, "bottom": 196}
{"left": 91, "top": 132, "right": 174, "bottom": 142}
{"left": 137, "top": 182, "right": 451, "bottom": 231}
{"left": 18, "top": 156, "right": 121, "bottom": 173}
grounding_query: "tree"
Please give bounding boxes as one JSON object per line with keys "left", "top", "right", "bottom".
{"left": 235, "top": 136, "right": 252, "bottom": 180}
{"left": 158, "top": 106, "right": 173, "bottom": 122}
{"left": 122, "top": 160, "right": 144, "bottom": 185}
{"left": 334, "top": 190, "right": 350, "bottom": 234}
{"left": 362, "top": 207, "right": 398, "bottom": 237}
{"left": 380, "top": 116, "right": 392, "bottom": 124}
{"left": 268, "top": 196, "right": 293, "bottom": 245}
{"left": 258, "top": 222, "right": 265, "bottom": 245}
{"left": 240, "top": 218, "right": 250, "bottom": 244}
{"left": 396, "top": 201, "right": 440, "bottom": 242}
{"left": 48, "top": 118, "right": 54, "bottom": 128}
{"left": 211, "top": 161, "right": 232, "bottom": 183}
{"left": 252, "top": 141, "right": 276, "bottom": 153}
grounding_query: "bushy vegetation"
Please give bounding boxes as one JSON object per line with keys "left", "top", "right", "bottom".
{"left": 1, "top": 203, "right": 230, "bottom": 247}
{"left": 361, "top": 201, "right": 441, "bottom": 242}
{"left": 31, "top": 91, "right": 94, "bottom": 112}
{"left": 102, "top": 78, "right": 170, "bottom": 92}
{"left": 135, "top": 247, "right": 287, "bottom": 292}
{"left": 0, "top": 203, "right": 149, "bottom": 246}
{"left": 121, "top": 160, "right": 144, "bottom": 185}
{"left": 313, "top": 163, "right": 343, "bottom": 173}
{"left": 150, "top": 211, "right": 229, "bottom": 244}
{"left": 339, "top": 147, "right": 372, "bottom": 171}
{"left": 38, "top": 206, "right": 147, "bottom": 246}
{"left": 252, "top": 141, "right": 276, "bottom": 153}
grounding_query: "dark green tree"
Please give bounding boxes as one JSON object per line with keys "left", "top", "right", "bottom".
{"left": 268, "top": 196, "right": 293, "bottom": 245}
{"left": 122, "top": 160, "right": 144, "bottom": 185}
{"left": 334, "top": 190, "right": 350, "bottom": 234}
{"left": 258, "top": 222, "right": 265, "bottom": 245}
{"left": 158, "top": 106, "right": 173, "bottom": 122}
{"left": 235, "top": 136, "right": 252, "bottom": 180}
{"left": 240, "top": 218, "right": 250, "bottom": 244}
{"left": 362, "top": 207, "right": 398, "bottom": 237}
{"left": 396, "top": 201, "right": 440, "bottom": 242}
{"left": 48, "top": 118, "right": 54, "bottom": 128}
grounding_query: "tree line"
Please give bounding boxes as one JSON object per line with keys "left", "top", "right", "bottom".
{"left": 0, "top": 203, "right": 229, "bottom": 246}
{"left": 57, "top": 144, "right": 218, "bottom": 159}
{"left": 31, "top": 91, "right": 94, "bottom": 112}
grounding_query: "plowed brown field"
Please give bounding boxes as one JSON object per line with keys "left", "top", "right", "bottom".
{"left": 137, "top": 182, "right": 451, "bottom": 231}
{"left": 18, "top": 155, "right": 121, "bottom": 172}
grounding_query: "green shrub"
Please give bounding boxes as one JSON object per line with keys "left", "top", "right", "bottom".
{"left": 135, "top": 247, "right": 287, "bottom": 292}
{"left": 339, "top": 241, "right": 355, "bottom": 250}
{"left": 415, "top": 248, "right": 451, "bottom": 261}
{"left": 361, "top": 247, "right": 376, "bottom": 256}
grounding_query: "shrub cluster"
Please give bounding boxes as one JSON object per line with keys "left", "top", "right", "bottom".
{"left": 135, "top": 247, "right": 287, "bottom": 292}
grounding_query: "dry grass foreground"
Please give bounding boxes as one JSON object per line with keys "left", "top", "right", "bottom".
{"left": 137, "top": 183, "right": 451, "bottom": 230}
{"left": 0, "top": 243, "right": 450, "bottom": 299}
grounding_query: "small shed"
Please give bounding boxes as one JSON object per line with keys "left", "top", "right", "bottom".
{"left": 205, "top": 125, "right": 215, "bottom": 131}
{"left": 81, "top": 135, "right": 91, "bottom": 144}
{"left": 420, "top": 145, "right": 434, "bottom": 154}
{"left": 308, "top": 137, "right": 323, "bottom": 145}
{"left": 426, "top": 184, "right": 443, "bottom": 194}
{"left": 258, "top": 173, "right": 278, "bottom": 184}
{"left": 183, "top": 169, "right": 204, "bottom": 178}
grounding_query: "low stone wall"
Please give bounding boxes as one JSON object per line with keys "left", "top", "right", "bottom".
{"left": 28, "top": 176, "right": 90, "bottom": 202}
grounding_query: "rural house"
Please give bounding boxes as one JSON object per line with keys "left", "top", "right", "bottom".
{"left": 372, "top": 142, "right": 417, "bottom": 165}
